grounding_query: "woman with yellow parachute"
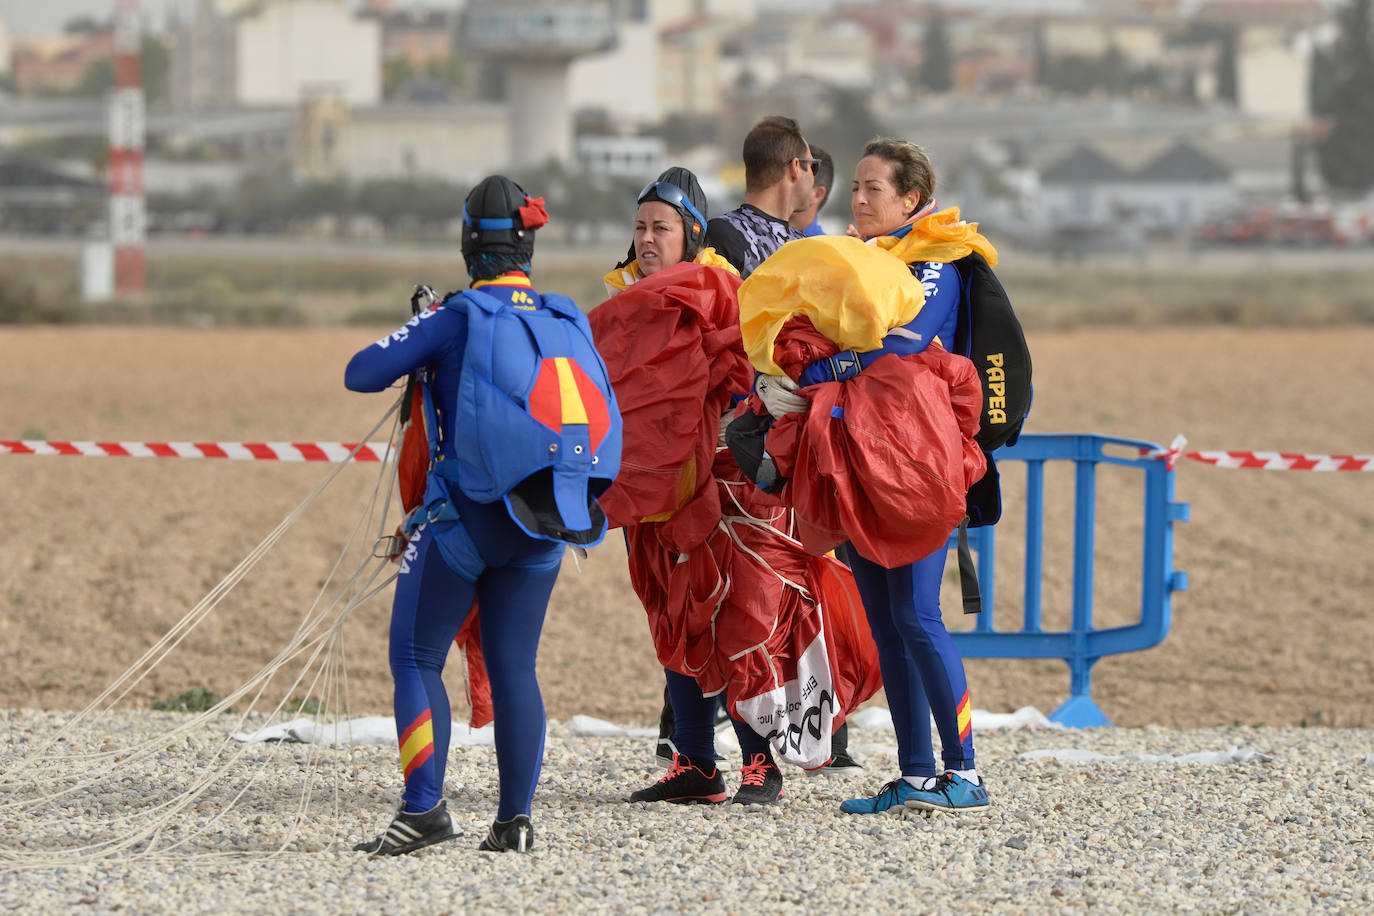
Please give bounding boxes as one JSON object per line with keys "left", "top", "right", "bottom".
{"left": 727, "top": 137, "right": 1001, "bottom": 816}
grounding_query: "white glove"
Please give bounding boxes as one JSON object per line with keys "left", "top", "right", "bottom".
{"left": 754, "top": 373, "right": 809, "bottom": 420}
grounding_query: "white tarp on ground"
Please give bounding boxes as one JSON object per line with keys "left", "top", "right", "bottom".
{"left": 231, "top": 706, "right": 1299, "bottom": 766}
{"left": 233, "top": 716, "right": 490, "bottom": 746}
{"left": 1021, "top": 747, "right": 1274, "bottom": 764}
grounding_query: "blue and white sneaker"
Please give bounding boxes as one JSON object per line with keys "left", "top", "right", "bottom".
{"left": 903, "top": 773, "right": 990, "bottom": 814}
{"left": 839, "top": 778, "right": 920, "bottom": 814}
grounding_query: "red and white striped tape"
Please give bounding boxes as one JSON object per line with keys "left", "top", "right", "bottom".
{"left": 0, "top": 441, "right": 391, "bottom": 462}
{"left": 4, "top": 436, "right": 1369, "bottom": 472}
{"left": 1175, "top": 451, "right": 1373, "bottom": 471}
{"left": 1143, "top": 435, "right": 1373, "bottom": 472}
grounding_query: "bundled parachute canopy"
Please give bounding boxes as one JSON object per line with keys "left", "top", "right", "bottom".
{"left": 737, "top": 235, "right": 926, "bottom": 376}
{"left": 730, "top": 237, "right": 988, "bottom": 568}
{"left": 760, "top": 346, "right": 986, "bottom": 567}
{"left": 588, "top": 260, "right": 751, "bottom": 530}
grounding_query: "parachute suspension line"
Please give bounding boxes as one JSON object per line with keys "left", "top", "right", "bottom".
{"left": 1, "top": 470, "right": 399, "bottom": 866}
{"left": 292, "top": 398, "right": 409, "bottom": 834}
{"left": 369, "top": 410, "right": 412, "bottom": 553}
{"left": 718, "top": 478, "right": 788, "bottom": 528}
{"left": 0, "top": 397, "right": 413, "bottom": 866}
{"left": 718, "top": 516, "right": 811, "bottom": 599}
{"left": 234, "top": 395, "right": 405, "bottom": 852}
{"left": 716, "top": 482, "right": 813, "bottom": 599}
{"left": 13, "top": 398, "right": 401, "bottom": 763}
{"left": 709, "top": 481, "right": 808, "bottom": 685}
{"left": 0, "top": 495, "right": 399, "bottom": 864}
{"left": 707, "top": 514, "right": 782, "bottom": 689}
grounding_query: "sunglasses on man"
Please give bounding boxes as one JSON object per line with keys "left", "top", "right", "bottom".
{"left": 796, "top": 157, "right": 820, "bottom": 175}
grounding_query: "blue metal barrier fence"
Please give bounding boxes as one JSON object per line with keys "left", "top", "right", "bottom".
{"left": 949, "top": 433, "right": 1190, "bottom": 728}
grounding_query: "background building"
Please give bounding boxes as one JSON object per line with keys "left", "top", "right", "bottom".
{"left": 0, "top": 13, "right": 13, "bottom": 80}
{"left": 169, "top": 0, "right": 238, "bottom": 112}
{"left": 10, "top": 31, "right": 114, "bottom": 95}
{"left": 294, "top": 93, "right": 508, "bottom": 183}
{"left": 236, "top": 0, "right": 381, "bottom": 107}
{"left": 460, "top": 0, "right": 616, "bottom": 168}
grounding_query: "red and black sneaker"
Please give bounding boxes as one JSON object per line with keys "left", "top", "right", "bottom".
{"left": 628, "top": 753, "right": 728, "bottom": 804}
{"left": 732, "top": 752, "right": 784, "bottom": 805}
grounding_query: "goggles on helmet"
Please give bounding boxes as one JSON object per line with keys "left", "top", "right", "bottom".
{"left": 637, "top": 181, "right": 707, "bottom": 232}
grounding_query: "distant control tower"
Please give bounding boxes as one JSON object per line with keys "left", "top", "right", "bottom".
{"left": 461, "top": 0, "right": 615, "bottom": 169}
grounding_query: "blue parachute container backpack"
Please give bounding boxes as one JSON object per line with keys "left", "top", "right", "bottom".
{"left": 431, "top": 287, "right": 622, "bottom": 547}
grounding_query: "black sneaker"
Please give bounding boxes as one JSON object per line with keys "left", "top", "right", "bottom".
{"left": 478, "top": 814, "right": 534, "bottom": 853}
{"left": 628, "top": 753, "right": 728, "bottom": 804}
{"left": 654, "top": 736, "right": 679, "bottom": 768}
{"left": 732, "top": 752, "right": 784, "bottom": 805}
{"left": 821, "top": 750, "right": 865, "bottom": 773}
{"left": 656, "top": 691, "right": 729, "bottom": 766}
{"left": 805, "top": 723, "right": 865, "bottom": 776}
{"left": 354, "top": 800, "right": 457, "bottom": 856}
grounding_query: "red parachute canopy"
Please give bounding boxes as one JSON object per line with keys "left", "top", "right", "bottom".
{"left": 760, "top": 315, "right": 987, "bottom": 569}
{"left": 588, "top": 260, "right": 753, "bottom": 531}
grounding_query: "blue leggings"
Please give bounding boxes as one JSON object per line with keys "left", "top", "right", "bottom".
{"left": 389, "top": 505, "right": 563, "bottom": 821}
{"left": 848, "top": 541, "right": 975, "bottom": 778}
{"left": 664, "top": 668, "right": 770, "bottom": 764}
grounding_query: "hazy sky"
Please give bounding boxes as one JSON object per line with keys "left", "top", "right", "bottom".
{"left": 0, "top": 0, "right": 466, "bottom": 38}
{"left": 0, "top": 0, "right": 1338, "bottom": 40}
{"left": 1, "top": 0, "right": 177, "bottom": 37}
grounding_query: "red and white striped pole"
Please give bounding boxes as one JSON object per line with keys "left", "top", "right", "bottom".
{"left": 108, "top": 0, "right": 146, "bottom": 296}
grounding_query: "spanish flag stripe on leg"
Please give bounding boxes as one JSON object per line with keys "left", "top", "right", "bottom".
{"left": 399, "top": 709, "right": 431, "bottom": 745}
{"left": 403, "top": 743, "right": 434, "bottom": 781}
{"left": 956, "top": 689, "right": 972, "bottom": 743}
{"left": 400, "top": 710, "right": 435, "bottom": 779}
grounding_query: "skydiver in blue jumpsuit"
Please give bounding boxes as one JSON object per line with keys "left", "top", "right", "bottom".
{"left": 791, "top": 139, "right": 992, "bottom": 815}
{"left": 797, "top": 231, "right": 981, "bottom": 805}
{"left": 347, "top": 175, "right": 615, "bottom": 854}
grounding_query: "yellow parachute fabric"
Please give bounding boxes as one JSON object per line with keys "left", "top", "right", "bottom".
{"left": 737, "top": 235, "right": 925, "bottom": 376}
{"left": 601, "top": 246, "right": 739, "bottom": 294}
{"left": 876, "top": 206, "right": 999, "bottom": 268}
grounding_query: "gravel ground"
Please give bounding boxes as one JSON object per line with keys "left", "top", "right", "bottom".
{"left": 2, "top": 709, "right": 1372, "bottom": 914}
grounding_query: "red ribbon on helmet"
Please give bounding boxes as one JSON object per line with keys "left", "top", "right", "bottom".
{"left": 518, "top": 196, "right": 550, "bottom": 230}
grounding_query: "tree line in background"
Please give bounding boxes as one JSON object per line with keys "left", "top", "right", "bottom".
{"left": 10, "top": 15, "right": 172, "bottom": 103}
{"left": 144, "top": 165, "right": 648, "bottom": 240}
{"left": 145, "top": 77, "right": 887, "bottom": 240}
{"left": 3, "top": 73, "right": 888, "bottom": 241}
{"left": 1311, "top": 0, "right": 1374, "bottom": 194}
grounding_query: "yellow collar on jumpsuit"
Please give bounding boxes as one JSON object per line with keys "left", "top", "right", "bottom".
{"left": 736, "top": 207, "right": 997, "bottom": 375}
{"left": 601, "top": 246, "right": 739, "bottom": 296}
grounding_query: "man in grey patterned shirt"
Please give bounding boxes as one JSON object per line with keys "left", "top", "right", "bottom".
{"left": 704, "top": 115, "right": 818, "bottom": 278}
